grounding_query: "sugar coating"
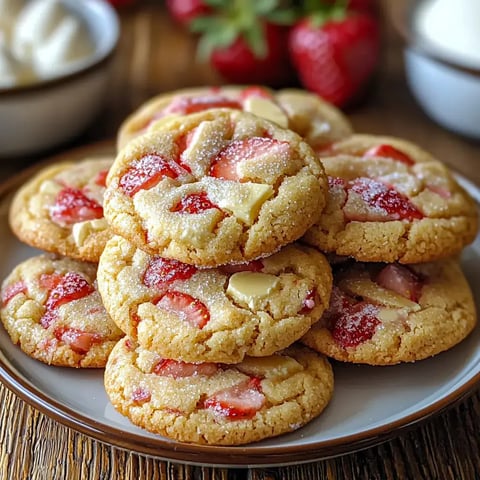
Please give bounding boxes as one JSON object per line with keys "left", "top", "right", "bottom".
{"left": 9, "top": 157, "right": 113, "bottom": 263}
{"left": 104, "top": 339, "right": 334, "bottom": 445}
{"left": 301, "top": 258, "right": 477, "bottom": 365}
{"left": 104, "top": 109, "right": 327, "bottom": 267}
{"left": 303, "top": 134, "right": 479, "bottom": 263}
{"left": 0, "top": 254, "right": 124, "bottom": 368}
{"left": 116, "top": 86, "right": 353, "bottom": 151}
{"left": 97, "top": 235, "right": 332, "bottom": 363}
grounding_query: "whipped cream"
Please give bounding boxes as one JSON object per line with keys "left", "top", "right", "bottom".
{"left": 414, "top": 0, "right": 480, "bottom": 67}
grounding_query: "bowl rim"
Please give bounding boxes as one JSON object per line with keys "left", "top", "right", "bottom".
{"left": 390, "top": 0, "right": 480, "bottom": 77}
{"left": 0, "top": 0, "right": 120, "bottom": 98}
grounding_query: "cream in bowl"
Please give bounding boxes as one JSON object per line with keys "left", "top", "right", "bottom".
{"left": 0, "top": 0, "right": 119, "bottom": 157}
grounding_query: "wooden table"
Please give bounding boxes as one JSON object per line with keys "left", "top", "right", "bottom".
{"left": 1, "top": 1, "right": 479, "bottom": 479}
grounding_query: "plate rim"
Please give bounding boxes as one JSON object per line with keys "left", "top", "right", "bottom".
{"left": 0, "top": 142, "right": 479, "bottom": 467}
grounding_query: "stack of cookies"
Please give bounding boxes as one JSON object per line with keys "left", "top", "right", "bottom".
{"left": 0, "top": 85, "right": 478, "bottom": 447}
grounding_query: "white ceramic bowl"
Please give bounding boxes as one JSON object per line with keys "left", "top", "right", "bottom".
{"left": 392, "top": 0, "right": 480, "bottom": 140}
{"left": 0, "top": 0, "right": 119, "bottom": 157}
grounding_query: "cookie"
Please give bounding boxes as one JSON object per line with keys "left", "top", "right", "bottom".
{"left": 301, "top": 257, "right": 477, "bottom": 365}
{"left": 104, "top": 338, "right": 334, "bottom": 445}
{"left": 104, "top": 108, "right": 327, "bottom": 267}
{"left": 0, "top": 254, "right": 124, "bottom": 368}
{"left": 97, "top": 235, "right": 332, "bottom": 363}
{"left": 116, "top": 86, "right": 353, "bottom": 150}
{"left": 9, "top": 157, "right": 113, "bottom": 263}
{"left": 302, "top": 134, "right": 479, "bottom": 263}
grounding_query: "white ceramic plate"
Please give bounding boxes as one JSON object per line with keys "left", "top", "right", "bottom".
{"left": 0, "top": 154, "right": 478, "bottom": 467}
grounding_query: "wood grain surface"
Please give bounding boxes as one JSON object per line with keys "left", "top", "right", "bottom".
{"left": 1, "top": 1, "right": 479, "bottom": 479}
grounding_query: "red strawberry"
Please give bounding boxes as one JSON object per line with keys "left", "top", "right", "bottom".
{"left": 142, "top": 257, "right": 197, "bottom": 290}
{"left": 94, "top": 170, "right": 109, "bottom": 187}
{"left": 165, "top": 95, "right": 241, "bottom": 115}
{"left": 155, "top": 291, "right": 210, "bottom": 329}
{"left": 153, "top": 358, "right": 219, "bottom": 378}
{"left": 49, "top": 187, "right": 103, "bottom": 226}
{"left": 289, "top": 8, "right": 379, "bottom": 107}
{"left": 375, "top": 264, "right": 423, "bottom": 303}
{"left": 53, "top": 327, "right": 101, "bottom": 354}
{"left": 1, "top": 281, "right": 27, "bottom": 307}
{"left": 191, "top": 1, "right": 296, "bottom": 87}
{"left": 202, "top": 377, "right": 265, "bottom": 419}
{"left": 363, "top": 144, "right": 415, "bottom": 166}
{"left": 45, "top": 272, "right": 95, "bottom": 311}
{"left": 171, "top": 192, "right": 221, "bottom": 214}
{"left": 104, "top": 0, "right": 138, "bottom": 8}
{"left": 166, "top": 0, "right": 212, "bottom": 26}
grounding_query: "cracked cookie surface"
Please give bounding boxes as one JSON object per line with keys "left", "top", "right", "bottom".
{"left": 104, "top": 338, "right": 334, "bottom": 445}
{"left": 9, "top": 157, "right": 113, "bottom": 263}
{"left": 116, "top": 86, "right": 353, "bottom": 151}
{"left": 97, "top": 235, "right": 332, "bottom": 363}
{"left": 105, "top": 109, "right": 327, "bottom": 267}
{"left": 0, "top": 254, "right": 124, "bottom": 368}
{"left": 303, "top": 134, "right": 478, "bottom": 263}
{"left": 301, "top": 257, "right": 477, "bottom": 365}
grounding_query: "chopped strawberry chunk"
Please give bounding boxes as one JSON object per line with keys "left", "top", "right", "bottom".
{"left": 53, "top": 327, "right": 101, "bottom": 354}
{"left": 171, "top": 192, "right": 221, "bottom": 214}
{"left": 45, "top": 272, "right": 94, "bottom": 311}
{"left": 155, "top": 291, "right": 210, "bottom": 329}
{"left": 376, "top": 264, "right": 423, "bottom": 302}
{"left": 40, "top": 310, "right": 58, "bottom": 329}
{"left": 330, "top": 302, "right": 381, "bottom": 348}
{"left": 299, "top": 289, "right": 316, "bottom": 314}
{"left": 2, "top": 281, "right": 27, "bottom": 307}
{"left": 426, "top": 184, "right": 452, "bottom": 199}
{"left": 219, "top": 260, "right": 264, "bottom": 274}
{"left": 209, "top": 137, "right": 290, "bottom": 181}
{"left": 239, "top": 86, "right": 273, "bottom": 100}
{"left": 119, "top": 154, "right": 187, "bottom": 197}
{"left": 164, "top": 95, "right": 241, "bottom": 115}
{"left": 363, "top": 144, "right": 415, "bottom": 166}
{"left": 153, "top": 358, "right": 219, "bottom": 378}
{"left": 124, "top": 338, "right": 135, "bottom": 351}
{"left": 94, "top": 170, "right": 109, "bottom": 187}
{"left": 131, "top": 387, "right": 151, "bottom": 405}
{"left": 346, "top": 177, "right": 424, "bottom": 221}
{"left": 38, "top": 273, "right": 64, "bottom": 291}
{"left": 50, "top": 187, "right": 103, "bottom": 226}
{"left": 328, "top": 176, "right": 346, "bottom": 188}
{"left": 203, "top": 377, "right": 265, "bottom": 420}
{"left": 143, "top": 257, "right": 197, "bottom": 290}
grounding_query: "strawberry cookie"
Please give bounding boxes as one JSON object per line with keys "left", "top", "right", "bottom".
{"left": 116, "top": 86, "right": 352, "bottom": 150}
{"left": 104, "top": 109, "right": 327, "bottom": 267}
{"left": 0, "top": 254, "right": 124, "bottom": 368}
{"left": 97, "top": 235, "right": 332, "bottom": 363}
{"left": 301, "top": 258, "right": 476, "bottom": 365}
{"left": 104, "top": 339, "right": 334, "bottom": 445}
{"left": 9, "top": 157, "right": 113, "bottom": 263}
{"left": 303, "top": 134, "right": 478, "bottom": 263}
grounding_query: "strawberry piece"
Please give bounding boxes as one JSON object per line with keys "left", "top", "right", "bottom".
{"left": 45, "top": 272, "right": 94, "bottom": 311}
{"left": 124, "top": 338, "right": 135, "bottom": 351}
{"left": 171, "top": 192, "right": 221, "bottom": 214}
{"left": 38, "top": 273, "right": 64, "bottom": 291}
{"left": 426, "top": 184, "right": 452, "bottom": 199}
{"left": 239, "top": 86, "right": 273, "bottom": 100}
{"left": 299, "top": 289, "right": 316, "bottom": 314}
{"left": 346, "top": 177, "right": 424, "bottom": 221}
{"left": 376, "top": 264, "right": 423, "bottom": 303}
{"left": 166, "top": 0, "right": 212, "bottom": 26}
{"left": 165, "top": 95, "right": 241, "bottom": 115}
{"left": 131, "top": 387, "right": 151, "bottom": 405}
{"left": 50, "top": 187, "right": 103, "bottom": 226}
{"left": 94, "top": 170, "right": 109, "bottom": 187}
{"left": 202, "top": 377, "right": 265, "bottom": 419}
{"left": 363, "top": 144, "right": 415, "bottom": 166}
{"left": 331, "top": 302, "right": 381, "bottom": 348}
{"left": 219, "top": 260, "right": 264, "bottom": 274}
{"left": 143, "top": 257, "right": 197, "bottom": 289}
{"left": 40, "top": 310, "right": 57, "bottom": 329}
{"left": 2, "top": 281, "right": 27, "bottom": 307}
{"left": 155, "top": 291, "right": 210, "bottom": 329}
{"left": 153, "top": 358, "right": 219, "bottom": 378}
{"left": 53, "top": 327, "right": 101, "bottom": 354}
{"left": 119, "top": 154, "right": 187, "bottom": 197}
{"left": 209, "top": 137, "right": 290, "bottom": 181}
{"left": 289, "top": 13, "right": 379, "bottom": 107}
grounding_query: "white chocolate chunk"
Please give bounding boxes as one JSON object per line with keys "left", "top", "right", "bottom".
{"left": 72, "top": 218, "right": 108, "bottom": 247}
{"left": 339, "top": 278, "right": 421, "bottom": 311}
{"left": 39, "top": 179, "right": 63, "bottom": 196}
{"left": 243, "top": 97, "right": 289, "bottom": 128}
{"left": 217, "top": 182, "right": 273, "bottom": 225}
{"left": 227, "top": 272, "right": 279, "bottom": 309}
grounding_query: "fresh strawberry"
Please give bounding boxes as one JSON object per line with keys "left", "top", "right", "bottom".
{"left": 155, "top": 291, "right": 210, "bottom": 329}
{"left": 375, "top": 264, "right": 423, "bottom": 303}
{"left": 104, "top": 0, "right": 138, "bottom": 8}
{"left": 153, "top": 358, "right": 219, "bottom": 378}
{"left": 323, "top": 0, "right": 378, "bottom": 15}
{"left": 143, "top": 257, "right": 197, "bottom": 289}
{"left": 53, "top": 327, "right": 101, "bottom": 354}
{"left": 44, "top": 272, "right": 95, "bottom": 311}
{"left": 166, "top": 0, "right": 212, "bottom": 26}
{"left": 363, "top": 144, "right": 415, "bottom": 166}
{"left": 191, "top": 1, "right": 296, "bottom": 87}
{"left": 94, "top": 170, "right": 109, "bottom": 187}
{"left": 171, "top": 192, "right": 221, "bottom": 214}
{"left": 289, "top": 5, "right": 379, "bottom": 107}
{"left": 131, "top": 387, "right": 151, "bottom": 405}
